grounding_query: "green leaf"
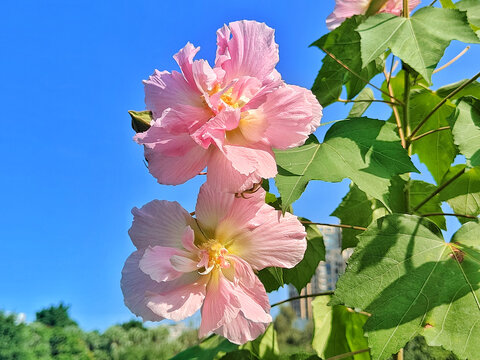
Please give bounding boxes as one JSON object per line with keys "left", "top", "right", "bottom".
{"left": 439, "top": 165, "right": 480, "bottom": 223}
{"left": 311, "top": 16, "right": 384, "bottom": 107}
{"left": 409, "top": 89, "right": 457, "bottom": 184}
{"left": 348, "top": 88, "right": 375, "bottom": 118}
{"left": 450, "top": 96, "right": 480, "bottom": 167}
{"left": 436, "top": 79, "right": 480, "bottom": 100}
{"left": 357, "top": 8, "right": 479, "bottom": 84}
{"left": 171, "top": 335, "right": 238, "bottom": 360}
{"left": 219, "top": 350, "right": 259, "bottom": 359}
{"left": 257, "top": 267, "right": 284, "bottom": 293}
{"left": 257, "top": 219, "right": 325, "bottom": 293}
{"left": 284, "top": 221, "right": 325, "bottom": 293}
{"left": 409, "top": 180, "right": 446, "bottom": 230}
{"left": 275, "top": 118, "right": 417, "bottom": 211}
{"left": 456, "top": 0, "right": 480, "bottom": 33}
{"left": 312, "top": 296, "right": 370, "bottom": 360}
{"left": 439, "top": 0, "right": 456, "bottom": 9}
{"left": 331, "top": 214, "right": 480, "bottom": 360}
{"left": 128, "top": 110, "right": 152, "bottom": 133}
{"left": 240, "top": 324, "right": 280, "bottom": 360}
{"left": 381, "top": 75, "right": 457, "bottom": 184}
{"left": 331, "top": 184, "right": 388, "bottom": 249}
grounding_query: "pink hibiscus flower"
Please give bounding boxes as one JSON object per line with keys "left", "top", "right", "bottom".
{"left": 120, "top": 184, "right": 307, "bottom": 344}
{"left": 136, "top": 20, "right": 322, "bottom": 193}
{"left": 326, "top": 0, "right": 421, "bottom": 30}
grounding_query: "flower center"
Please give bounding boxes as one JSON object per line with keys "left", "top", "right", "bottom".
{"left": 198, "top": 240, "right": 230, "bottom": 275}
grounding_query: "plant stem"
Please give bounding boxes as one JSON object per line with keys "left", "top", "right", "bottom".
{"left": 384, "top": 68, "right": 406, "bottom": 148}
{"left": 410, "top": 126, "right": 451, "bottom": 142}
{"left": 433, "top": 46, "right": 470, "bottom": 74}
{"left": 300, "top": 221, "right": 367, "bottom": 231}
{"left": 395, "top": 348, "right": 404, "bottom": 360}
{"left": 409, "top": 71, "right": 480, "bottom": 139}
{"left": 420, "top": 212, "right": 477, "bottom": 219}
{"left": 270, "top": 291, "right": 335, "bottom": 307}
{"left": 403, "top": 66, "right": 412, "bottom": 211}
{"left": 413, "top": 167, "right": 466, "bottom": 212}
{"left": 338, "top": 98, "right": 399, "bottom": 106}
{"left": 327, "top": 349, "right": 371, "bottom": 360}
{"left": 403, "top": 0, "right": 410, "bottom": 17}
{"left": 321, "top": 47, "right": 404, "bottom": 105}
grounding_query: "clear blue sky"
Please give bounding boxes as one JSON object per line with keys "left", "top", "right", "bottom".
{"left": 0, "top": 0, "right": 478, "bottom": 331}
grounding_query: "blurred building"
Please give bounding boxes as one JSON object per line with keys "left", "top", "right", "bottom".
{"left": 289, "top": 225, "right": 353, "bottom": 320}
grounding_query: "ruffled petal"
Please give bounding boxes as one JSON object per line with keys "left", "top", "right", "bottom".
{"left": 146, "top": 272, "right": 207, "bottom": 321}
{"left": 214, "top": 314, "right": 269, "bottom": 345}
{"left": 326, "top": 0, "right": 370, "bottom": 30}
{"left": 120, "top": 250, "right": 165, "bottom": 321}
{"left": 144, "top": 69, "right": 203, "bottom": 119}
{"left": 215, "top": 20, "right": 279, "bottom": 83}
{"left": 228, "top": 204, "right": 307, "bottom": 270}
{"left": 128, "top": 200, "right": 192, "bottom": 250}
{"left": 199, "top": 270, "right": 242, "bottom": 338}
{"left": 173, "top": 42, "right": 200, "bottom": 91}
{"left": 143, "top": 136, "right": 209, "bottom": 186}
{"left": 262, "top": 85, "right": 322, "bottom": 149}
{"left": 206, "top": 149, "right": 262, "bottom": 193}
{"left": 223, "top": 144, "right": 277, "bottom": 179}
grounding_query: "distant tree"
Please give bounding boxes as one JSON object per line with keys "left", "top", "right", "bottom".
{"left": 36, "top": 303, "right": 78, "bottom": 328}
{"left": 119, "top": 320, "right": 146, "bottom": 332}
{"left": 274, "top": 306, "right": 314, "bottom": 355}
{"left": 0, "top": 311, "right": 36, "bottom": 359}
{"left": 48, "top": 326, "right": 92, "bottom": 360}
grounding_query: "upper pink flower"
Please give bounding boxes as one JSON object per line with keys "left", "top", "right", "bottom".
{"left": 120, "top": 184, "right": 307, "bottom": 344}
{"left": 326, "top": 0, "right": 421, "bottom": 30}
{"left": 136, "top": 20, "right": 322, "bottom": 193}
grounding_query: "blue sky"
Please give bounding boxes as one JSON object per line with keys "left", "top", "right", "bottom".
{"left": 0, "top": 0, "right": 478, "bottom": 331}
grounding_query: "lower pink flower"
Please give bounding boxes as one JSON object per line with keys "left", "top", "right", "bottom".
{"left": 121, "top": 184, "right": 307, "bottom": 344}
{"left": 326, "top": 0, "right": 421, "bottom": 30}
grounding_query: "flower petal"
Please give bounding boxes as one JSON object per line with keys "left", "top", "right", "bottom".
{"left": 146, "top": 272, "right": 207, "bottom": 321}
{"left": 143, "top": 137, "right": 209, "bottom": 186}
{"left": 128, "top": 200, "right": 192, "bottom": 250}
{"left": 139, "top": 246, "right": 186, "bottom": 282}
{"left": 262, "top": 85, "right": 322, "bottom": 149}
{"left": 223, "top": 143, "right": 277, "bottom": 179}
{"left": 144, "top": 69, "right": 203, "bottom": 119}
{"left": 228, "top": 204, "right": 307, "bottom": 270}
{"left": 206, "top": 149, "right": 263, "bottom": 193}
{"left": 195, "top": 184, "right": 235, "bottom": 232}
{"left": 121, "top": 250, "right": 165, "bottom": 321}
{"left": 198, "top": 271, "right": 241, "bottom": 338}
{"left": 215, "top": 20, "right": 279, "bottom": 83}
{"left": 215, "top": 314, "right": 269, "bottom": 345}
{"left": 173, "top": 42, "right": 200, "bottom": 91}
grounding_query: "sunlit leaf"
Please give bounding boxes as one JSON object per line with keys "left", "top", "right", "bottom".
{"left": 332, "top": 214, "right": 480, "bottom": 360}
{"left": 312, "top": 296, "right": 370, "bottom": 360}
{"left": 275, "top": 118, "right": 417, "bottom": 211}
{"left": 348, "top": 88, "right": 375, "bottom": 118}
{"left": 357, "top": 8, "right": 479, "bottom": 84}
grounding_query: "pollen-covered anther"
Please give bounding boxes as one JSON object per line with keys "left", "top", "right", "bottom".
{"left": 198, "top": 241, "right": 230, "bottom": 275}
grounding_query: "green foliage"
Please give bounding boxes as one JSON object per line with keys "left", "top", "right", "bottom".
{"left": 439, "top": 165, "right": 480, "bottom": 223}
{"left": 456, "top": 0, "right": 480, "bottom": 33}
{"left": 450, "top": 96, "right": 480, "bottom": 167}
{"left": 348, "top": 88, "right": 375, "bottom": 118}
{"left": 409, "top": 180, "right": 446, "bottom": 230}
{"left": 36, "top": 303, "right": 78, "bottom": 328}
{"left": 331, "top": 214, "right": 480, "bottom": 359}
{"left": 275, "top": 118, "right": 417, "bottom": 211}
{"left": 128, "top": 110, "right": 152, "bottom": 133}
{"left": 240, "top": 324, "right": 280, "bottom": 360}
{"left": 331, "top": 184, "right": 388, "bottom": 249}
{"left": 312, "top": 296, "right": 370, "bottom": 360}
{"left": 357, "top": 7, "right": 479, "bottom": 84}
{"left": 171, "top": 334, "right": 238, "bottom": 360}
{"left": 311, "top": 16, "right": 384, "bottom": 107}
